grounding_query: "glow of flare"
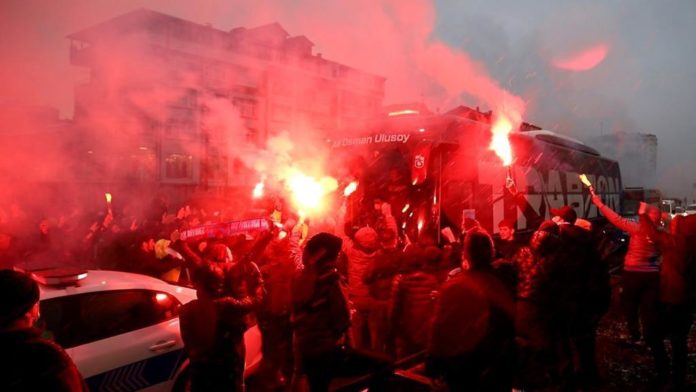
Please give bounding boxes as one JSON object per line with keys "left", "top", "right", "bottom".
{"left": 402, "top": 204, "right": 410, "bottom": 213}
{"left": 417, "top": 219, "right": 424, "bottom": 232}
{"left": 252, "top": 181, "right": 265, "bottom": 199}
{"left": 287, "top": 172, "right": 338, "bottom": 215}
{"left": 343, "top": 181, "right": 358, "bottom": 196}
{"left": 579, "top": 173, "right": 595, "bottom": 194}
{"left": 105, "top": 193, "right": 112, "bottom": 203}
{"left": 490, "top": 116, "right": 513, "bottom": 166}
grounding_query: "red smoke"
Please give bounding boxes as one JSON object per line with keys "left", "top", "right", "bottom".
{"left": 0, "top": 0, "right": 526, "bottom": 215}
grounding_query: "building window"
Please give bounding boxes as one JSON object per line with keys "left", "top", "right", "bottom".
{"left": 204, "top": 64, "right": 226, "bottom": 87}
{"left": 246, "top": 128, "right": 259, "bottom": 145}
{"left": 174, "top": 89, "right": 197, "bottom": 109}
{"left": 165, "top": 105, "right": 197, "bottom": 136}
{"left": 205, "top": 155, "right": 228, "bottom": 182}
{"left": 272, "top": 81, "right": 293, "bottom": 97}
{"left": 233, "top": 98, "right": 258, "bottom": 119}
{"left": 165, "top": 154, "right": 193, "bottom": 179}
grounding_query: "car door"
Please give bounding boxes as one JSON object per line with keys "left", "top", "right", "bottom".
{"left": 40, "top": 289, "right": 185, "bottom": 392}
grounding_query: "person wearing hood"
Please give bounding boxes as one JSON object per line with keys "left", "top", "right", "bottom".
{"left": 0, "top": 270, "right": 88, "bottom": 391}
{"left": 178, "top": 239, "right": 264, "bottom": 392}
{"left": 180, "top": 262, "right": 243, "bottom": 392}
{"left": 640, "top": 213, "right": 696, "bottom": 389}
{"left": 551, "top": 206, "right": 609, "bottom": 388}
{"left": 512, "top": 221, "right": 566, "bottom": 390}
{"left": 257, "top": 238, "right": 297, "bottom": 388}
{"left": 344, "top": 225, "right": 381, "bottom": 350}
{"left": 362, "top": 225, "right": 401, "bottom": 354}
{"left": 427, "top": 230, "right": 515, "bottom": 391}
{"left": 387, "top": 245, "right": 440, "bottom": 358}
{"left": 291, "top": 233, "right": 350, "bottom": 392}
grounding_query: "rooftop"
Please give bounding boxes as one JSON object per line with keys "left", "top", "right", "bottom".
{"left": 67, "top": 8, "right": 384, "bottom": 83}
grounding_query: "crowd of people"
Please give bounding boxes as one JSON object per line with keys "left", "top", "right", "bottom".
{"left": 0, "top": 185, "right": 694, "bottom": 391}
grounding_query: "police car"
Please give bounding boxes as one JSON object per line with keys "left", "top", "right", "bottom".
{"left": 34, "top": 268, "right": 262, "bottom": 392}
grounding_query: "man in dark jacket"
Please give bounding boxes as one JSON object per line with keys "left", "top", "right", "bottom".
{"left": 292, "top": 233, "right": 350, "bottom": 392}
{"left": 493, "top": 218, "right": 523, "bottom": 294}
{"left": 641, "top": 213, "right": 696, "bottom": 389}
{"left": 551, "top": 206, "right": 609, "bottom": 388}
{"left": 344, "top": 226, "right": 381, "bottom": 350}
{"left": 179, "top": 241, "right": 265, "bottom": 392}
{"left": 427, "top": 230, "right": 515, "bottom": 391}
{"left": 387, "top": 246, "right": 439, "bottom": 358}
{"left": 180, "top": 263, "right": 242, "bottom": 392}
{"left": 363, "top": 225, "right": 401, "bottom": 354}
{"left": 0, "top": 269, "right": 87, "bottom": 392}
{"left": 508, "top": 221, "right": 566, "bottom": 389}
{"left": 257, "top": 239, "right": 297, "bottom": 388}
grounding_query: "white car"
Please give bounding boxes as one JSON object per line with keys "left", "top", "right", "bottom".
{"left": 685, "top": 204, "right": 696, "bottom": 216}
{"left": 35, "top": 269, "right": 262, "bottom": 392}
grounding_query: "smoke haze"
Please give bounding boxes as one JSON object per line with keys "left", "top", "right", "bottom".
{"left": 1, "top": 0, "right": 695, "bottom": 201}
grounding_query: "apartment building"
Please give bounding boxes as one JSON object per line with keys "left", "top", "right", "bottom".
{"left": 68, "top": 8, "right": 385, "bottom": 193}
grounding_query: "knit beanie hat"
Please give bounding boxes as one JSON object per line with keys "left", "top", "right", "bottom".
{"left": 354, "top": 227, "right": 379, "bottom": 251}
{"left": 0, "top": 270, "right": 39, "bottom": 328}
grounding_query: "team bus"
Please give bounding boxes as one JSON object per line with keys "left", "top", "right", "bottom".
{"left": 331, "top": 105, "right": 622, "bottom": 242}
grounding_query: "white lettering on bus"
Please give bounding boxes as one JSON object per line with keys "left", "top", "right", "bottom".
{"left": 332, "top": 133, "right": 410, "bottom": 147}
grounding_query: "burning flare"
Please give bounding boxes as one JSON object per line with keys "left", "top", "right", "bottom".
{"left": 252, "top": 181, "right": 265, "bottom": 199}
{"left": 490, "top": 116, "right": 514, "bottom": 166}
{"left": 579, "top": 173, "right": 595, "bottom": 194}
{"left": 286, "top": 171, "right": 338, "bottom": 215}
{"left": 105, "top": 193, "right": 112, "bottom": 203}
{"left": 343, "top": 181, "right": 358, "bottom": 197}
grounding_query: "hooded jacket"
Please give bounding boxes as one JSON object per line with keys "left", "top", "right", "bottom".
{"left": 292, "top": 265, "right": 350, "bottom": 356}
{"left": 0, "top": 328, "right": 88, "bottom": 392}
{"left": 389, "top": 267, "right": 439, "bottom": 347}
{"left": 344, "top": 227, "right": 380, "bottom": 305}
{"left": 641, "top": 214, "right": 696, "bottom": 304}
{"left": 514, "top": 230, "right": 561, "bottom": 302}
{"left": 427, "top": 268, "right": 515, "bottom": 390}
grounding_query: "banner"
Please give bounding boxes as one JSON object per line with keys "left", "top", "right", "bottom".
{"left": 179, "top": 218, "right": 270, "bottom": 242}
